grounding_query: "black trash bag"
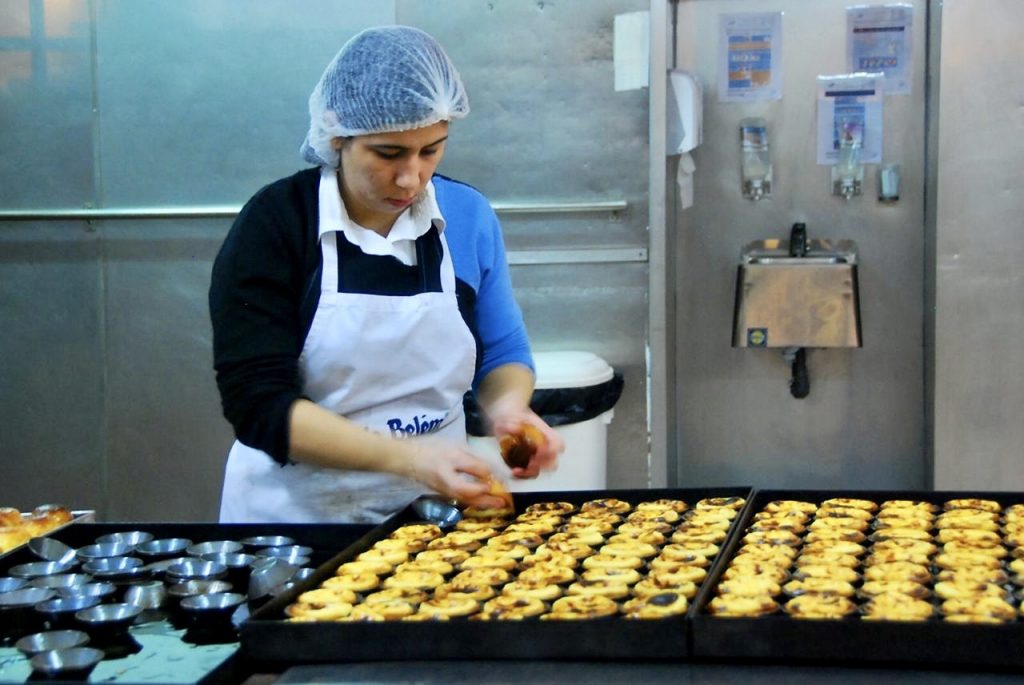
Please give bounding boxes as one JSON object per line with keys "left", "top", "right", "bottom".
{"left": 463, "top": 372, "right": 624, "bottom": 437}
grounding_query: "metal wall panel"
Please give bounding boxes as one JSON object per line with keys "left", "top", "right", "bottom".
{"left": 933, "top": 0, "right": 1024, "bottom": 490}
{"left": 672, "top": 0, "right": 928, "bottom": 489}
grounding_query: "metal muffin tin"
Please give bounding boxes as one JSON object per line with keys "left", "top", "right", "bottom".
{"left": 689, "top": 488, "right": 1024, "bottom": 669}
{"left": 241, "top": 487, "right": 753, "bottom": 664}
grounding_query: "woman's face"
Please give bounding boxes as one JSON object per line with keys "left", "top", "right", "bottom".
{"left": 334, "top": 121, "right": 449, "bottom": 234}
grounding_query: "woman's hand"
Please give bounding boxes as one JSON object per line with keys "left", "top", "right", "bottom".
{"left": 407, "top": 439, "right": 509, "bottom": 509}
{"left": 491, "top": 410, "right": 564, "bottom": 479}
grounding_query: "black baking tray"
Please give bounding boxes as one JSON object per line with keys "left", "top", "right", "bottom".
{"left": 242, "top": 487, "right": 753, "bottom": 664}
{"left": 0, "top": 522, "right": 371, "bottom": 685}
{"left": 689, "top": 489, "right": 1024, "bottom": 670}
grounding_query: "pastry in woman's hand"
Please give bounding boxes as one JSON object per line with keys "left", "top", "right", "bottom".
{"left": 499, "top": 423, "right": 547, "bottom": 469}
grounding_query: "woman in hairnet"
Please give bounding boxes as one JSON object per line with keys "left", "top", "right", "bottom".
{"left": 209, "top": 26, "right": 563, "bottom": 523}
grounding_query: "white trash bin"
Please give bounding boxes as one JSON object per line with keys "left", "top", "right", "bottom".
{"left": 468, "top": 351, "right": 616, "bottom": 492}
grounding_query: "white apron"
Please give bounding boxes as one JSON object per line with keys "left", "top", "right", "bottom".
{"left": 219, "top": 214, "right": 476, "bottom": 524}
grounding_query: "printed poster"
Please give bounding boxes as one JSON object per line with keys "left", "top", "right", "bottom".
{"left": 847, "top": 4, "right": 913, "bottom": 95}
{"left": 718, "top": 12, "right": 784, "bottom": 103}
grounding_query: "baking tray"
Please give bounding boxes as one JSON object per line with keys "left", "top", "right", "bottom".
{"left": 0, "top": 510, "right": 95, "bottom": 560}
{"left": 689, "top": 489, "right": 1024, "bottom": 670}
{"left": 0, "top": 522, "right": 371, "bottom": 685}
{"left": 242, "top": 487, "right": 753, "bottom": 664}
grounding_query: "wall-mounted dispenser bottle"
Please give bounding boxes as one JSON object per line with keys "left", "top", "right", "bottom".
{"left": 831, "top": 121, "right": 864, "bottom": 199}
{"left": 740, "top": 117, "right": 772, "bottom": 201}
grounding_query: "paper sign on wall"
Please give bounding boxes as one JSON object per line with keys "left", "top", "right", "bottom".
{"left": 718, "top": 12, "right": 783, "bottom": 103}
{"left": 847, "top": 4, "right": 914, "bottom": 95}
{"left": 816, "top": 73, "right": 884, "bottom": 165}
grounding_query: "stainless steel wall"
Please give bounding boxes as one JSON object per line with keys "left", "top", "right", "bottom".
{"left": 671, "top": 0, "right": 928, "bottom": 488}
{"left": 0, "top": 0, "right": 651, "bottom": 520}
{"left": 932, "top": 0, "right": 1024, "bottom": 490}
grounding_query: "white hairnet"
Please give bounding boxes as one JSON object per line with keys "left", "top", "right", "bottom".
{"left": 301, "top": 26, "right": 470, "bottom": 168}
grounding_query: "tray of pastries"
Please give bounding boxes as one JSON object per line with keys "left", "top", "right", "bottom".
{"left": 0, "top": 505, "right": 94, "bottom": 556}
{"left": 689, "top": 489, "right": 1024, "bottom": 669}
{"left": 241, "top": 487, "right": 752, "bottom": 663}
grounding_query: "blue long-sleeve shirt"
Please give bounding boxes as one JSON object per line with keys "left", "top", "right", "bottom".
{"left": 209, "top": 168, "right": 532, "bottom": 463}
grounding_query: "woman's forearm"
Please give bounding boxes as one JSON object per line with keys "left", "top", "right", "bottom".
{"left": 287, "top": 398, "right": 416, "bottom": 478}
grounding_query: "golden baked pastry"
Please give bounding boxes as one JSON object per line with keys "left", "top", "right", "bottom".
{"left": 285, "top": 600, "right": 353, "bottom": 621}
{"left": 548, "top": 529, "right": 605, "bottom": 547}
{"left": 648, "top": 563, "right": 707, "bottom": 585}
{"left": 433, "top": 581, "right": 496, "bottom": 602}
{"left": 536, "top": 538, "right": 594, "bottom": 560}
{"left": 520, "top": 548, "right": 577, "bottom": 568}
{"left": 402, "top": 612, "right": 449, "bottom": 622}
{"left": 936, "top": 512, "right": 1000, "bottom": 529}
{"left": 749, "top": 518, "right": 808, "bottom": 534}
{"left": 415, "top": 548, "right": 471, "bottom": 567}
{"left": 933, "top": 551, "right": 1003, "bottom": 571}
{"left": 548, "top": 594, "right": 620, "bottom": 618}
{"left": 943, "top": 540, "right": 1007, "bottom": 559}
{"left": 864, "top": 550, "right": 931, "bottom": 566}
{"left": 794, "top": 552, "right": 860, "bottom": 569}
{"left": 662, "top": 541, "right": 720, "bottom": 559}
{"left": 581, "top": 553, "right": 644, "bottom": 571}
{"left": 943, "top": 498, "right": 1001, "bottom": 513}
{"left": 933, "top": 580, "right": 1008, "bottom": 601}
{"left": 501, "top": 579, "right": 563, "bottom": 601}
{"left": 455, "top": 516, "right": 509, "bottom": 532}
{"left": 297, "top": 587, "right": 358, "bottom": 606}
{"left": 634, "top": 576, "right": 698, "bottom": 599}
{"left": 427, "top": 532, "right": 483, "bottom": 552}
{"left": 784, "top": 594, "right": 857, "bottom": 620}
{"left": 935, "top": 528, "right": 1001, "bottom": 545}
{"left": 382, "top": 569, "right": 446, "bottom": 591}
{"left": 941, "top": 597, "right": 1016, "bottom": 622}
{"left": 755, "top": 508, "right": 811, "bottom": 523}
{"left": 858, "top": 580, "right": 930, "bottom": 600}
{"left": 820, "top": 497, "right": 878, "bottom": 512}
{"left": 1004, "top": 503, "right": 1024, "bottom": 520}
{"left": 622, "top": 591, "right": 689, "bottom": 619}
{"left": 696, "top": 496, "right": 746, "bottom": 510}
{"left": 723, "top": 563, "right": 788, "bottom": 585}
{"left": 609, "top": 530, "right": 666, "bottom": 547}
{"left": 880, "top": 500, "right": 938, "bottom": 513}
{"left": 479, "top": 595, "right": 547, "bottom": 619}
{"left": 477, "top": 541, "right": 530, "bottom": 560}
{"left": 361, "top": 598, "right": 417, "bottom": 620}
{"left": 717, "top": 577, "right": 782, "bottom": 597}
{"left": 362, "top": 587, "right": 428, "bottom": 606}
{"left": 1009, "top": 557, "right": 1024, "bottom": 576}
{"left": 581, "top": 567, "right": 643, "bottom": 586}
{"left": 323, "top": 572, "right": 380, "bottom": 593}
{"left": 459, "top": 553, "right": 517, "bottom": 572}
{"left": 873, "top": 515, "right": 934, "bottom": 530}
{"left": 357, "top": 547, "right": 409, "bottom": 566}
{"left": 600, "top": 541, "right": 658, "bottom": 558}
{"left": 374, "top": 537, "right": 427, "bottom": 554}
{"left": 0, "top": 526, "right": 30, "bottom": 554}
{"left": 804, "top": 529, "right": 867, "bottom": 544}
{"left": 516, "top": 563, "right": 576, "bottom": 586}
{"left": 504, "top": 521, "right": 557, "bottom": 536}
{"left": 742, "top": 530, "right": 802, "bottom": 547}
{"left": 336, "top": 559, "right": 392, "bottom": 576}
{"left": 706, "top": 595, "right": 779, "bottom": 617}
{"left": 390, "top": 523, "right": 444, "bottom": 541}
{"left": 869, "top": 527, "right": 934, "bottom": 542}
{"left": 635, "top": 498, "right": 689, "bottom": 514}
{"left": 418, "top": 596, "right": 480, "bottom": 618}
{"left": 451, "top": 567, "right": 511, "bottom": 588}
{"left": 863, "top": 562, "right": 931, "bottom": 584}
{"left": 861, "top": 592, "right": 934, "bottom": 622}
{"left": 801, "top": 540, "right": 865, "bottom": 558}
{"left": 561, "top": 519, "right": 616, "bottom": 535}
{"left": 810, "top": 516, "right": 871, "bottom": 531}
{"left": 782, "top": 578, "right": 855, "bottom": 598}
{"left": 936, "top": 567, "right": 1008, "bottom": 585}
{"left": 339, "top": 607, "right": 389, "bottom": 622}
{"left": 523, "top": 501, "right": 577, "bottom": 515}
{"left": 686, "top": 510, "right": 737, "bottom": 525}
{"left": 733, "top": 544, "right": 797, "bottom": 564}
{"left": 462, "top": 504, "right": 515, "bottom": 519}
{"left": 0, "top": 507, "right": 21, "bottom": 527}
{"left": 871, "top": 538, "right": 937, "bottom": 556}
{"left": 791, "top": 565, "right": 859, "bottom": 583}
{"left": 627, "top": 508, "right": 681, "bottom": 524}
{"left": 566, "top": 579, "right": 630, "bottom": 600}
{"left": 580, "top": 498, "right": 633, "bottom": 515}
{"left": 394, "top": 558, "right": 455, "bottom": 576}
